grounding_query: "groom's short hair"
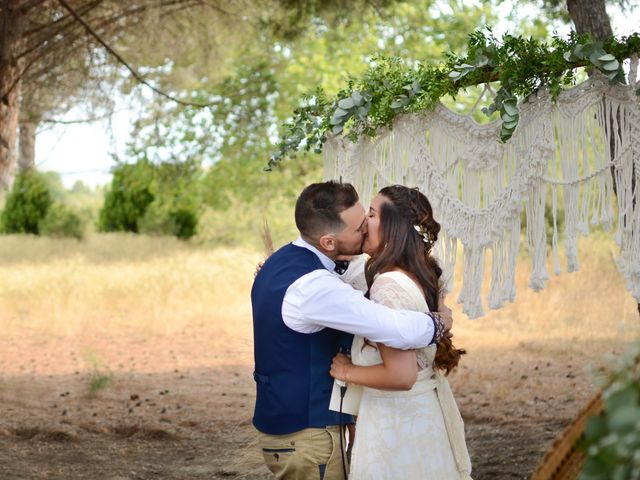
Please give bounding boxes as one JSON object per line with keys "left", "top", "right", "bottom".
{"left": 295, "top": 181, "right": 359, "bottom": 239}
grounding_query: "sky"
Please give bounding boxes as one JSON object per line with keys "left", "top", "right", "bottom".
{"left": 35, "top": 3, "right": 640, "bottom": 188}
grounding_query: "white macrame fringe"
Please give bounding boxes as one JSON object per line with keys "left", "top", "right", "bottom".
{"left": 324, "top": 69, "right": 640, "bottom": 318}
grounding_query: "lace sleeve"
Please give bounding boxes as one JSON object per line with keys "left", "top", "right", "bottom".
{"left": 369, "top": 275, "right": 419, "bottom": 311}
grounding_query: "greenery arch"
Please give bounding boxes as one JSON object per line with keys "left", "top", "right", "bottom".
{"left": 268, "top": 30, "right": 640, "bottom": 170}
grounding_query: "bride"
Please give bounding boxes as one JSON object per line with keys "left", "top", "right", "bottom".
{"left": 330, "top": 185, "right": 472, "bottom": 479}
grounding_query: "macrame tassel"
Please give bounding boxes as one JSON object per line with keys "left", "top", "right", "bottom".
{"left": 618, "top": 96, "right": 640, "bottom": 302}
{"left": 526, "top": 180, "right": 549, "bottom": 291}
{"left": 458, "top": 244, "right": 485, "bottom": 318}
{"left": 433, "top": 229, "right": 457, "bottom": 295}
{"left": 551, "top": 185, "right": 560, "bottom": 275}
{"left": 555, "top": 108, "right": 580, "bottom": 272}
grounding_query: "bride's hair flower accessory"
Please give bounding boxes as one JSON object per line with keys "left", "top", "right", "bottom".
{"left": 414, "top": 224, "right": 435, "bottom": 248}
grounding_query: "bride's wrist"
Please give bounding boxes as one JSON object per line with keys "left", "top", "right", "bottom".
{"left": 344, "top": 364, "right": 354, "bottom": 383}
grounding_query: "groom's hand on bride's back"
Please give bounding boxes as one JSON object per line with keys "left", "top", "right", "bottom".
{"left": 254, "top": 255, "right": 271, "bottom": 278}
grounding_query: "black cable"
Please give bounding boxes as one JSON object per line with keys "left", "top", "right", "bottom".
{"left": 339, "top": 385, "right": 348, "bottom": 480}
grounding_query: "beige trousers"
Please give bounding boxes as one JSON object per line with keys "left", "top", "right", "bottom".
{"left": 258, "top": 426, "right": 348, "bottom": 480}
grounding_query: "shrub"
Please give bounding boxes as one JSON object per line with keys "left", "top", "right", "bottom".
{"left": 1, "top": 170, "right": 52, "bottom": 234}
{"left": 168, "top": 205, "right": 198, "bottom": 240}
{"left": 98, "top": 162, "right": 155, "bottom": 233}
{"left": 38, "top": 203, "right": 85, "bottom": 240}
{"left": 138, "top": 197, "right": 199, "bottom": 240}
{"left": 580, "top": 343, "right": 640, "bottom": 479}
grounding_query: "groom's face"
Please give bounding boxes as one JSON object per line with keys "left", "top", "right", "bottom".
{"left": 333, "top": 201, "right": 368, "bottom": 256}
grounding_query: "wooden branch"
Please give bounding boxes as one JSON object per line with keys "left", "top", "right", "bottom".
{"left": 56, "top": 0, "right": 220, "bottom": 108}
{"left": 41, "top": 112, "right": 115, "bottom": 124}
{"left": 18, "top": 0, "right": 102, "bottom": 60}
{"left": 16, "top": 0, "right": 48, "bottom": 11}
{"left": 23, "top": 0, "right": 102, "bottom": 39}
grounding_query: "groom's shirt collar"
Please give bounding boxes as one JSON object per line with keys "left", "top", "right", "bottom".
{"left": 292, "top": 236, "right": 336, "bottom": 272}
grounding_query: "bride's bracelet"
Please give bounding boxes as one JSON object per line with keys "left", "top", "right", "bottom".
{"left": 431, "top": 313, "right": 445, "bottom": 344}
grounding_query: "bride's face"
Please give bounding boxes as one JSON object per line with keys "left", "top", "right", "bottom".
{"left": 363, "top": 194, "right": 387, "bottom": 256}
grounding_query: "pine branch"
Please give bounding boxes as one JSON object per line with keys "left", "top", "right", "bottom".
{"left": 56, "top": 0, "right": 221, "bottom": 108}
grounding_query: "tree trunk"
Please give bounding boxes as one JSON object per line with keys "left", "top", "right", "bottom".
{"left": 0, "top": 1, "right": 26, "bottom": 190}
{"left": 18, "top": 113, "right": 38, "bottom": 171}
{"left": 566, "top": 0, "right": 613, "bottom": 40}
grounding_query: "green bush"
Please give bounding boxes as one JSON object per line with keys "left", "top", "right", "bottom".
{"left": 136, "top": 200, "right": 170, "bottom": 236}
{"left": 138, "top": 197, "right": 199, "bottom": 240}
{"left": 580, "top": 343, "right": 640, "bottom": 479}
{"left": 1, "top": 170, "right": 52, "bottom": 234}
{"left": 168, "top": 205, "right": 198, "bottom": 240}
{"left": 98, "top": 162, "right": 155, "bottom": 233}
{"left": 38, "top": 203, "right": 85, "bottom": 240}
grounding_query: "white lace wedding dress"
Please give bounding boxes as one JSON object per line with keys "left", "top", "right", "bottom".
{"left": 349, "top": 271, "right": 472, "bottom": 480}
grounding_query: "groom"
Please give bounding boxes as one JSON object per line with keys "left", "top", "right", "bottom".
{"left": 251, "top": 181, "right": 452, "bottom": 480}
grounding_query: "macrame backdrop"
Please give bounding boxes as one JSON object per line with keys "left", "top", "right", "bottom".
{"left": 324, "top": 62, "right": 640, "bottom": 319}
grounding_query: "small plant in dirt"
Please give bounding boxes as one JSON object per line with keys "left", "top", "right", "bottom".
{"left": 580, "top": 342, "right": 640, "bottom": 479}
{"left": 84, "top": 349, "right": 114, "bottom": 397}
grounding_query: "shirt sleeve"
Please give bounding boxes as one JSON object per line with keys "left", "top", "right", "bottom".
{"left": 282, "top": 269, "right": 434, "bottom": 350}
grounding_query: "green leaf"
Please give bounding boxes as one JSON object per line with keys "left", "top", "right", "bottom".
{"left": 334, "top": 107, "right": 349, "bottom": 117}
{"left": 603, "top": 60, "right": 619, "bottom": 71}
{"left": 338, "top": 98, "right": 355, "bottom": 109}
{"left": 351, "top": 91, "right": 363, "bottom": 106}
{"left": 605, "top": 386, "right": 638, "bottom": 412}
{"left": 503, "top": 120, "right": 518, "bottom": 129}
{"left": 584, "top": 416, "right": 607, "bottom": 441}
{"left": 500, "top": 111, "right": 515, "bottom": 122}
{"left": 391, "top": 100, "right": 405, "bottom": 109}
{"left": 598, "top": 54, "right": 616, "bottom": 62}
{"left": 475, "top": 54, "right": 489, "bottom": 67}
{"left": 449, "top": 70, "right": 462, "bottom": 79}
{"left": 332, "top": 125, "right": 344, "bottom": 135}
{"left": 589, "top": 49, "right": 608, "bottom": 65}
{"left": 563, "top": 51, "right": 573, "bottom": 62}
{"left": 503, "top": 102, "right": 519, "bottom": 117}
{"left": 500, "top": 128, "right": 514, "bottom": 142}
{"left": 608, "top": 405, "right": 640, "bottom": 432}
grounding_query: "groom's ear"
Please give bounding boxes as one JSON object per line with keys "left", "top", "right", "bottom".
{"left": 318, "top": 234, "right": 337, "bottom": 253}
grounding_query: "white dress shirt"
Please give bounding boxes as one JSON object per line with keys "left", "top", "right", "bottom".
{"left": 281, "top": 237, "right": 435, "bottom": 350}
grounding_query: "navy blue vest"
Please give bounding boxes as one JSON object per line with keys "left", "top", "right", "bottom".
{"left": 251, "top": 243, "right": 353, "bottom": 435}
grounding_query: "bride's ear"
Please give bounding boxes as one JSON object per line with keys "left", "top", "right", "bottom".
{"left": 318, "top": 234, "right": 337, "bottom": 253}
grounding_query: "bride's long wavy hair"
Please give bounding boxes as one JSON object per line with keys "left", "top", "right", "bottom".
{"left": 365, "top": 185, "right": 465, "bottom": 375}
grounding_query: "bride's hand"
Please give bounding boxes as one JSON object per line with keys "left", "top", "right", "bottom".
{"left": 330, "top": 353, "right": 353, "bottom": 382}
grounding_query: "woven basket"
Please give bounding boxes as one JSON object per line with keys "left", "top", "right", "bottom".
{"left": 530, "top": 391, "right": 603, "bottom": 480}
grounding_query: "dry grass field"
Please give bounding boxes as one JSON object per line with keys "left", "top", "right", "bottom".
{"left": 0, "top": 232, "right": 638, "bottom": 479}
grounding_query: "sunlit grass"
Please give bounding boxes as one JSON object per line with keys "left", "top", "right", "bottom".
{"left": 0, "top": 232, "right": 637, "bottom": 361}
{"left": 0, "top": 233, "right": 262, "bottom": 340}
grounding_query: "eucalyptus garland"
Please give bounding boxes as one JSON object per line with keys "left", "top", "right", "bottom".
{"left": 267, "top": 30, "right": 640, "bottom": 170}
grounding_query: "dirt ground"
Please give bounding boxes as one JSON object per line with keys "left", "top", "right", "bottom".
{"left": 0, "top": 325, "right": 624, "bottom": 480}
